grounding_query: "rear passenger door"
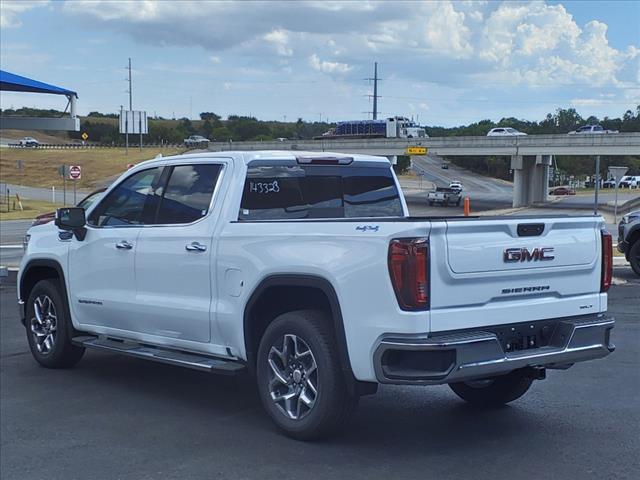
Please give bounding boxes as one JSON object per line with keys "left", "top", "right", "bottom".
{"left": 133, "top": 162, "right": 226, "bottom": 344}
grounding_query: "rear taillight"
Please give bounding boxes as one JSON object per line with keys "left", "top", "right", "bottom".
{"left": 388, "top": 238, "right": 429, "bottom": 311}
{"left": 601, "top": 230, "right": 612, "bottom": 292}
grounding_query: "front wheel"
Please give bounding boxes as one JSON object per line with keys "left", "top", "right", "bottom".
{"left": 256, "top": 310, "right": 358, "bottom": 440}
{"left": 26, "top": 279, "right": 85, "bottom": 368}
{"left": 629, "top": 240, "right": 640, "bottom": 276}
{"left": 449, "top": 370, "right": 533, "bottom": 406}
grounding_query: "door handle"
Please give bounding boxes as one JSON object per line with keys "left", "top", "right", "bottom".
{"left": 185, "top": 242, "right": 207, "bottom": 252}
{"left": 115, "top": 240, "right": 133, "bottom": 250}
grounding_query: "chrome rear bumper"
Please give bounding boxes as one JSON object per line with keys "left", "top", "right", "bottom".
{"left": 373, "top": 314, "right": 615, "bottom": 385}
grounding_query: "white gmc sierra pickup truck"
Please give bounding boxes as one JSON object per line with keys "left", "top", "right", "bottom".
{"left": 18, "top": 151, "right": 615, "bottom": 439}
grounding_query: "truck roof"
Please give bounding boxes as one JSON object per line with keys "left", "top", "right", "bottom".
{"left": 134, "top": 150, "right": 391, "bottom": 168}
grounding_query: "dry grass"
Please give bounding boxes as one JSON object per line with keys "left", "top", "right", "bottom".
{"left": 0, "top": 147, "right": 185, "bottom": 189}
{"left": 0, "top": 198, "right": 60, "bottom": 221}
{"left": 1, "top": 129, "right": 71, "bottom": 143}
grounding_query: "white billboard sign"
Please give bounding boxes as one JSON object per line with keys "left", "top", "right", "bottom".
{"left": 119, "top": 110, "right": 148, "bottom": 134}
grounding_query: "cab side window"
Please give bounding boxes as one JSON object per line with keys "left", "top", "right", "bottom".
{"left": 88, "top": 167, "right": 161, "bottom": 227}
{"left": 154, "top": 164, "right": 222, "bottom": 224}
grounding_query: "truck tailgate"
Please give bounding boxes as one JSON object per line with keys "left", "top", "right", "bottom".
{"left": 429, "top": 216, "right": 606, "bottom": 332}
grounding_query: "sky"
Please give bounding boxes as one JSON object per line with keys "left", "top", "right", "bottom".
{"left": 0, "top": 0, "right": 638, "bottom": 127}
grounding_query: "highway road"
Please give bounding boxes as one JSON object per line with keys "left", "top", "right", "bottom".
{"left": 408, "top": 155, "right": 639, "bottom": 211}
{"left": 1, "top": 183, "right": 90, "bottom": 205}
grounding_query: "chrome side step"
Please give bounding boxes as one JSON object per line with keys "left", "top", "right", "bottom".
{"left": 72, "top": 336, "right": 246, "bottom": 375}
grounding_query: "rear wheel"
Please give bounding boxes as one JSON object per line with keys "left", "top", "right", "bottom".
{"left": 449, "top": 370, "right": 533, "bottom": 406}
{"left": 629, "top": 240, "right": 640, "bottom": 276}
{"left": 256, "top": 310, "right": 358, "bottom": 440}
{"left": 26, "top": 279, "right": 85, "bottom": 368}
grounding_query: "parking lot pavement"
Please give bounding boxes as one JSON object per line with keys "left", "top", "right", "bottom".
{"left": 1, "top": 271, "right": 638, "bottom": 480}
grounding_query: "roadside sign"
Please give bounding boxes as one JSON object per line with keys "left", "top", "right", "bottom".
{"left": 405, "top": 146, "right": 427, "bottom": 155}
{"left": 608, "top": 166, "right": 628, "bottom": 224}
{"left": 81, "top": 132, "right": 89, "bottom": 141}
{"left": 608, "top": 166, "right": 628, "bottom": 183}
{"left": 58, "top": 165, "right": 69, "bottom": 177}
{"left": 69, "top": 165, "right": 82, "bottom": 180}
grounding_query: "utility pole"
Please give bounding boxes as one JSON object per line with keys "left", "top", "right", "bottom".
{"left": 365, "top": 62, "right": 381, "bottom": 120}
{"left": 125, "top": 58, "right": 132, "bottom": 154}
{"left": 128, "top": 57, "right": 132, "bottom": 111}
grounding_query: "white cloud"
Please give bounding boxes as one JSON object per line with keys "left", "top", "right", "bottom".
{"left": 309, "top": 54, "right": 352, "bottom": 74}
{"left": 571, "top": 98, "right": 606, "bottom": 107}
{"left": 423, "top": 2, "right": 473, "bottom": 58}
{"left": 0, "top": 0, "right": 48, "bottom": 28}
{"left": 7, "top": 0, "right": 635, "bottom": 123}
{"left": 264, "top": 29, "right": 293, "bottom": 57}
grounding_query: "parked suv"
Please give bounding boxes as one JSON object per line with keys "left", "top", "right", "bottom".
{"left": 18, "top": 151, "right": 615, "bottom": 439}
{"left": 618, "top": 210, "right": 640, "bottom": 275}
{"left": 619, "top": 176, "right": 640, "bottom": 189}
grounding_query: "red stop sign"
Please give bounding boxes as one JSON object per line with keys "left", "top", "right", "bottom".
{"left": 69, "top": 165, "right": 81, "bottom": 180}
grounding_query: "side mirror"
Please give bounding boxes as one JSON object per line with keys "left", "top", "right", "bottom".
{"left": 55, "top": 207, "right": 87, "bottom": 240}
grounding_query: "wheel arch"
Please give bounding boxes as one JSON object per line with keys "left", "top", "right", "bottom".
{"left": 626, "top": 224, "right": 640, "bottom": 247}
{"left": 19, "top": 259, "right": 68, "bottom": 325}
{"left": 243, "top": 274, "right": 374, "bottom": 395}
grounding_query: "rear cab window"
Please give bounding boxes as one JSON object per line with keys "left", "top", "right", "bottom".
{"left": 239, "top": 161, "right": 403, "bottom": 220}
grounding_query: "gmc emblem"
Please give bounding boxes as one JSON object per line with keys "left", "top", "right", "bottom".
{"left": 504, "top": 247, "right": 555, "bottom": 263}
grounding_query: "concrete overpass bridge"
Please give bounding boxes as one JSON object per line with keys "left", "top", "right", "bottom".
{"left": 208, "top": 133, "right": 640, "bottom": 207}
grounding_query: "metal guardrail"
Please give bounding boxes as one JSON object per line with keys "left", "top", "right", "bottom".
{"left": 6, "top": 143, "right": 184, "bottom": 149}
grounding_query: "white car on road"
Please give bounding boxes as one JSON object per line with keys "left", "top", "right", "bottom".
{"left": 487, "top": 128, "right": 527, "bottom": 136}
{"left": 18, "top": 137, "right": 39, "bottom": 147}
{"left": 184, "top": 135, "right": 211, "bottom": 148}
{"left": 568, "top": 125, "right": 618, "bottom": 135}
{"left": 449, "top": 180, "right": 463, "bottom": 192}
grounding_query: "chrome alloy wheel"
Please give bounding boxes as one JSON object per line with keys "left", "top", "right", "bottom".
{"left": 267, "top": 334, "right": 318, "bottom": 420}
{"left": 30, "top": 295, "right": 58, "bottom": 355}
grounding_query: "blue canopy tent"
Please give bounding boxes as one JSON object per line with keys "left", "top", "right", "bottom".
{"left": 0, "top": 70, "right": 77, "bottom": 97}
{"left": 0, "top": 70, "right": 79, "bottom": 131}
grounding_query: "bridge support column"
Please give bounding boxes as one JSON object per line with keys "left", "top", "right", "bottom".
{"left": 512, "top": 155, "right": 551, "bottom": 207}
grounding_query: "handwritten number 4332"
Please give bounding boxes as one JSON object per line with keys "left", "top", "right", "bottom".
{"left": 250, "top": 180, "right": 281, "bottom": 194}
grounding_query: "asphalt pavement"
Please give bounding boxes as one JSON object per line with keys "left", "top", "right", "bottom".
{"left": 1, "top": 270, "right": 638, "bottom": 480}
{"left": 2, "top": 183, "right": 90, "bottom": 205}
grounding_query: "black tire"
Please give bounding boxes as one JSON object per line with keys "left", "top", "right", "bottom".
{"left": 428, "top": 201, "right": 434, "bottom": 206}
{"left": 449, "top": 370, "right": 533, "bottom": 407}
{"left": 25, "top": 279, "right": 85, "bottom": 369}
{"left": 629, "top": 240, "right": 640, "bottom": 276}
{"left": 256, "top": 309, "right": 358, "bottom": 440}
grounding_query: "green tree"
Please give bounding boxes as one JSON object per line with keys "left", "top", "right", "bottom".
{"left": 554, "top": 108, "right": 583, "bottom": 132}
